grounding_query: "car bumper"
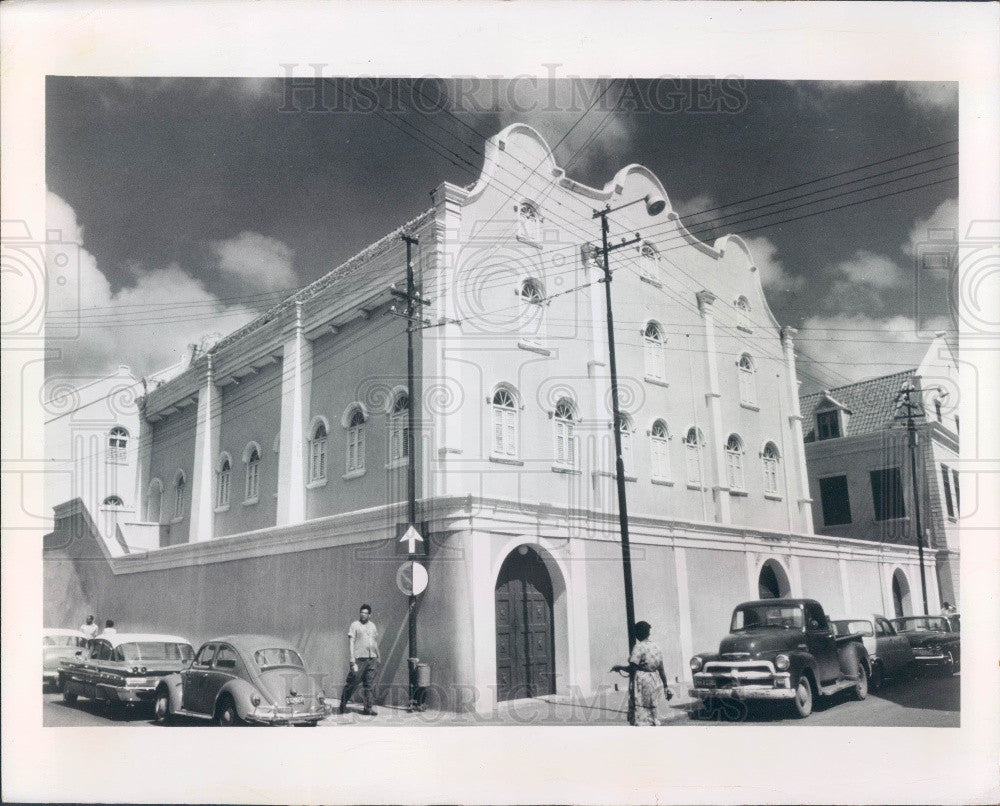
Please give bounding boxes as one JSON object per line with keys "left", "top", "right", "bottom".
{"left": 912, "top": 653, "right": 951, "bottom": 665}
{"left": 247, "top": 706, "right": 328, "bottom": 725}
{"left": 689, "top": 685, "right": 796, "bottom": 700}
{"left": 103, "top": 686, "right": 158, "bottom": 703}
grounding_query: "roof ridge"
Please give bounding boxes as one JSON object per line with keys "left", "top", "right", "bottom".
{"left": 817, "top": 367, "right": 917, "bottom": 396}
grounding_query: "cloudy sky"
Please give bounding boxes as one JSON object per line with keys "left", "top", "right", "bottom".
{"left": 45, "top": 77, "right": 957, "bottom": 391}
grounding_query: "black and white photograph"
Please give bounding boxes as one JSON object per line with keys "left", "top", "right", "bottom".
{"left": 2, "top": 2, "right": 998, "bottom": 804}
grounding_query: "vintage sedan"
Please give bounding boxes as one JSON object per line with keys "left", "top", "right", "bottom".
{"left": 43, "top": 629, "right": 88, "bottom": 689}
{"left": 59, "top": 633, "right": 195, "bottom": 716}
{"left": 891, "top": 615, "right": 961, "bottom": 674}
{"left": 831, "top": 614, "right": 915, "bottom": 689}
{"left": 154, "top": 635, "right": 328, "bottom": 726}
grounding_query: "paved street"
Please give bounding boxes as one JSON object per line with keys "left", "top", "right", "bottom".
{"left": 43, "top": 672, "right": 959, "bottom": 728}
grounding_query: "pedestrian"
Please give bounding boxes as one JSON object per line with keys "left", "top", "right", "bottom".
{"left": 612, "top": 620, "right": 671, "bottom": 726}
{"left": 102, "top": 619, "right": 117, "bottom": 635}
{"left": 80, "top": 615, "right": 99, "bottom": 639}
{"left": 940, "top": 601, "right": 957, "bottom": 615}
{"left": 339, "top": 604, "right": 380, "bottom": 716}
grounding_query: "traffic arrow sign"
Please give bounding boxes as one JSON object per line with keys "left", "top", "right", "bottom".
{"left": 396, "top": 523, "right": 428, "bottom": 556}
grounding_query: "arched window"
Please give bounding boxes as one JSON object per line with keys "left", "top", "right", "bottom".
{"left": 617, "top": 414, "right": 634, "bottom": 474}
{"left": 643, "top": 321, "right": 665, "bottom": 381}
{"left": 102, "top": 495, "right": 124, "bottom": 508}
{"left": 639, "top": 242, "right": 659, "bottom": 280}
{"left": 309, "top": 420, "right": 328, "bottom": 482}
{"left": 390, "top": 392, "right": 410, "bottom": 462}
{"left": 684, "top": 427, "right": 705, "bottom": 486}
{"left": 517, "top": 201, "right": 541, "bottom": 242}
{"left": 491, "top": 388, "right": 518, "bottom": 458}
{"left": 346, "top": 408, "right": 366, "bottom": 474}
{"left": 735, "top": 296, "right": 752, "bottom": 331}
{"left": 762, "top": 442, "right": 780, "bottom": 496}
{"left": 107, "top": 426, "right": 129, "bottom": 464}
{"left": 173, "top": 471, "right": 186, "bottom": 519}
{"left": 650, "top": 419, "right": 670, "bottom": 480}
{"left": 553, "top": 398, "right": 577, "bottom": 468}
{"left": 244, "top": 444, "right": 261, "bottom": 503}
{"left": 146, "top": 479, "right": 163, "bottom": 523}
{"left": 216, "top": 455, "right": 232, "bottom": 509}
{"left": 726, "top": 434, "right": 745, "bottom": 492}
{"left": 519, "top": 278, "right": 545, "bottom": 336}
{"left": 738, "top": 353, "right": 757, "bottom": 407}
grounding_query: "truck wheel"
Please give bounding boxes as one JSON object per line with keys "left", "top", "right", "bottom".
{"left": 851, "top": 659, "right": 869, "bottom": 701}
{"left": 791, "top": 675, "right": 813, "bottom": 718}
{"left": 154, "top": 690, "right": 173, "bottom": 725}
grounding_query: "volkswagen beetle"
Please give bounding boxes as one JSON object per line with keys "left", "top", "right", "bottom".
{"left": 154, "top": 635, "right": 328, "bottom": 726}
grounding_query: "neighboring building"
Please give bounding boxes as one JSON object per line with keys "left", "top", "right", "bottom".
{"left": 800, "top": 332, "right": 960, "bottom": 614}
{"left": 45, "top": 124, "right": 931, "bottom": 711}
{"left": 43, "top": 358, "right": 192, "bottom": 544}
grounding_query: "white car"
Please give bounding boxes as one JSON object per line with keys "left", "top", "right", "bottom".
{"left": 43, "top": 628, "right": 88, "bottom": 689}
{"left": 831, "top": 614, "right": 915, "bottom": 690}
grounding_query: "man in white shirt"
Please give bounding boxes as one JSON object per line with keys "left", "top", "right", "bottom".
{"left": 338, "top": 604, "right": 380, "bottom": 716}
{"left": 101, "top": 619, "right": 117, "bottom": 635}
{"left": 80, "top": 615, "right": 99, "bottom": 639}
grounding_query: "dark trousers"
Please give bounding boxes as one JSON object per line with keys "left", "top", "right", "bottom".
{"left": 340, "top": 657, "right": 379, "bottom": 711}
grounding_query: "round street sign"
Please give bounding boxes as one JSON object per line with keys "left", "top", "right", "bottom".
{"left": 396, "top": 561, "right": 428, "bottom": 596}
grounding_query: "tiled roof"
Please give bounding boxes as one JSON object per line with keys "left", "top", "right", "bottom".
{"left": 799, "top": 368, "right": 917, "bottom": 442}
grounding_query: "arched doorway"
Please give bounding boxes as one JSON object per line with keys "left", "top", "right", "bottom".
{"left": 495, "top": 546, "right": 556, "bottom": 701}
{"left": 892, "top": 569, "right": 911, "bottom": 618}
{"left": 758, "top": 559, "right": 791, "bottom": 599}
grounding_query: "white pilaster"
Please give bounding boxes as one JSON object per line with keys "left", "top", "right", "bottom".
{"left": 277, "top": 301, "right": 312, "bottom": 526}
{"left": 673, "top": 547, "right": 694, "bottom": 682}
{"left": 780, "top": 326, "right": 814, "bottom": 533}
{"left": 839, "top": 557, "right": 852, "bottom": 614}
{"left": 134, "top": 412, "right": 153, "bottom": 521}
{"left": 697, "top": 290, "right": 730, "bottom": 524}
{"left": 190, "top": 356, "right": 220, "bottom": 542}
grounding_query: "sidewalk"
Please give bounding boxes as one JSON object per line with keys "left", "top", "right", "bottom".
{"left": 320, "top": 683, "right": 696, "bottom": 727}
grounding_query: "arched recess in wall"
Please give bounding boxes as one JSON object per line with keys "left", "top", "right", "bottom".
{"left": 891, "top": 568, "right": 912, "bottom": 618}
{"left": 146, "top": 479, "right": 163, "bottom": 523}
{"left": 758, "top": 558, "right": 791, "bottom": 599}
{"left": 493, "top": 542, "right": 569, "bottom": 703}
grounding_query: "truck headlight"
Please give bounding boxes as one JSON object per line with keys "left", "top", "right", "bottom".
{"left": 775, "top": 654, "right": 790, "bottom": 671}
{"left": 689, "top": 656, "right": 703, "bottom": 672}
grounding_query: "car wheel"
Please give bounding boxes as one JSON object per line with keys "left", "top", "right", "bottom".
{"left": 62, "top": 683, "right": 77, "bottom": 704}
{"left": 851, "top": 659, "right": 869, "bottom": 701}
{"left": 791, "top": 675, "right": 813, "bottom": 718}
{"left": 52, "top": 676, "right": 63, "bottom": 693}
{"left": 869, "top": 662, "right": 885, "bottom": 691}
{"left": 154, "top": 690, "right": 173, "bottom": 725}
{"left": 216, "top": 696, "right": 244, "bottom": 727}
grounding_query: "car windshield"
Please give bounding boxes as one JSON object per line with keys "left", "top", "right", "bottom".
{"left": 116, "top": 642, "right": 194, "bottom": 662}
{"left": 254, "top": 648, "right": 304, "bottom": 670}
{"left": 832, "top": 620, "right": 873, "bottom": 637}
{"left": 43, "top": 635, "right": 87, "bottom": 647}
{"left": 731, "top": 604, "right": 804, "bottom": 632}
{"left": 893, "top": 617, "right": 948, "bottom": 633}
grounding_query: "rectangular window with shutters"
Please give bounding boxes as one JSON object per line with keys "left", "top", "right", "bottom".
{"left": 819, "top": 475, "right": 852, "bottom": 526}
{"left": 952, "top": 468, "right": 960, "bottom": 514}
{"left": 941, "top": 463, "right": 955, "bottom": 518}
{"left": 554, "top": 420, "right": 575, "bottom": 467}
{"left": 492, "top": 407, "right": 517, "bottom": 458}
{"left": 870, "top": 467, "right": 906, "bottom": 521}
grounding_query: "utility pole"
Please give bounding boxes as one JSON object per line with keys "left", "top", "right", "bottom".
{"left": 895, "top": 383, "right": 929, "bottom": 615}
{"left": 390, "top": 233, "right": 430, "bottom": 710}
{"left": 592, "top": 192, "right": 664, "bottom": 724}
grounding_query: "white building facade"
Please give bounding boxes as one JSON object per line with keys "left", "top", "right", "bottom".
{"left": 45, "top": 125, "right": 931, "bottom": 711}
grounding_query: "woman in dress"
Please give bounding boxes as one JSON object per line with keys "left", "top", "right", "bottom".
{"left": 612, "top": 620, "right": 671, "bottom": 725}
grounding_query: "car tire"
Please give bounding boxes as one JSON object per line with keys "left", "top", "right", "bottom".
{"left": 154, "top": 689, "right": 173, "bottom": 725}
{"left": 62, "top": 683, "right": 77, "bottom": 704}
{"left": 791, "top": 675, "right": 813, "bottom": 718}
{"left": 216, "top": 696, "right": 244, "bottom": 727}
{"left": 869, "top": 662, "right": 885, "bottom": 692}
{"left": 851, "top": 659, "right": 869, "bottom": 701}
{"left": 52, "top": 676, "right": 63, "bottom": 693}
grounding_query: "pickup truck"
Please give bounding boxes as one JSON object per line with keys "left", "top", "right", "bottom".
{"left": 688, "top": 598, "right": 871, "bottom": 718}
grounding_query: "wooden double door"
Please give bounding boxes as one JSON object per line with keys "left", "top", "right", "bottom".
{"left": 495, "top": 547, "right": 555, "bottom": 702}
